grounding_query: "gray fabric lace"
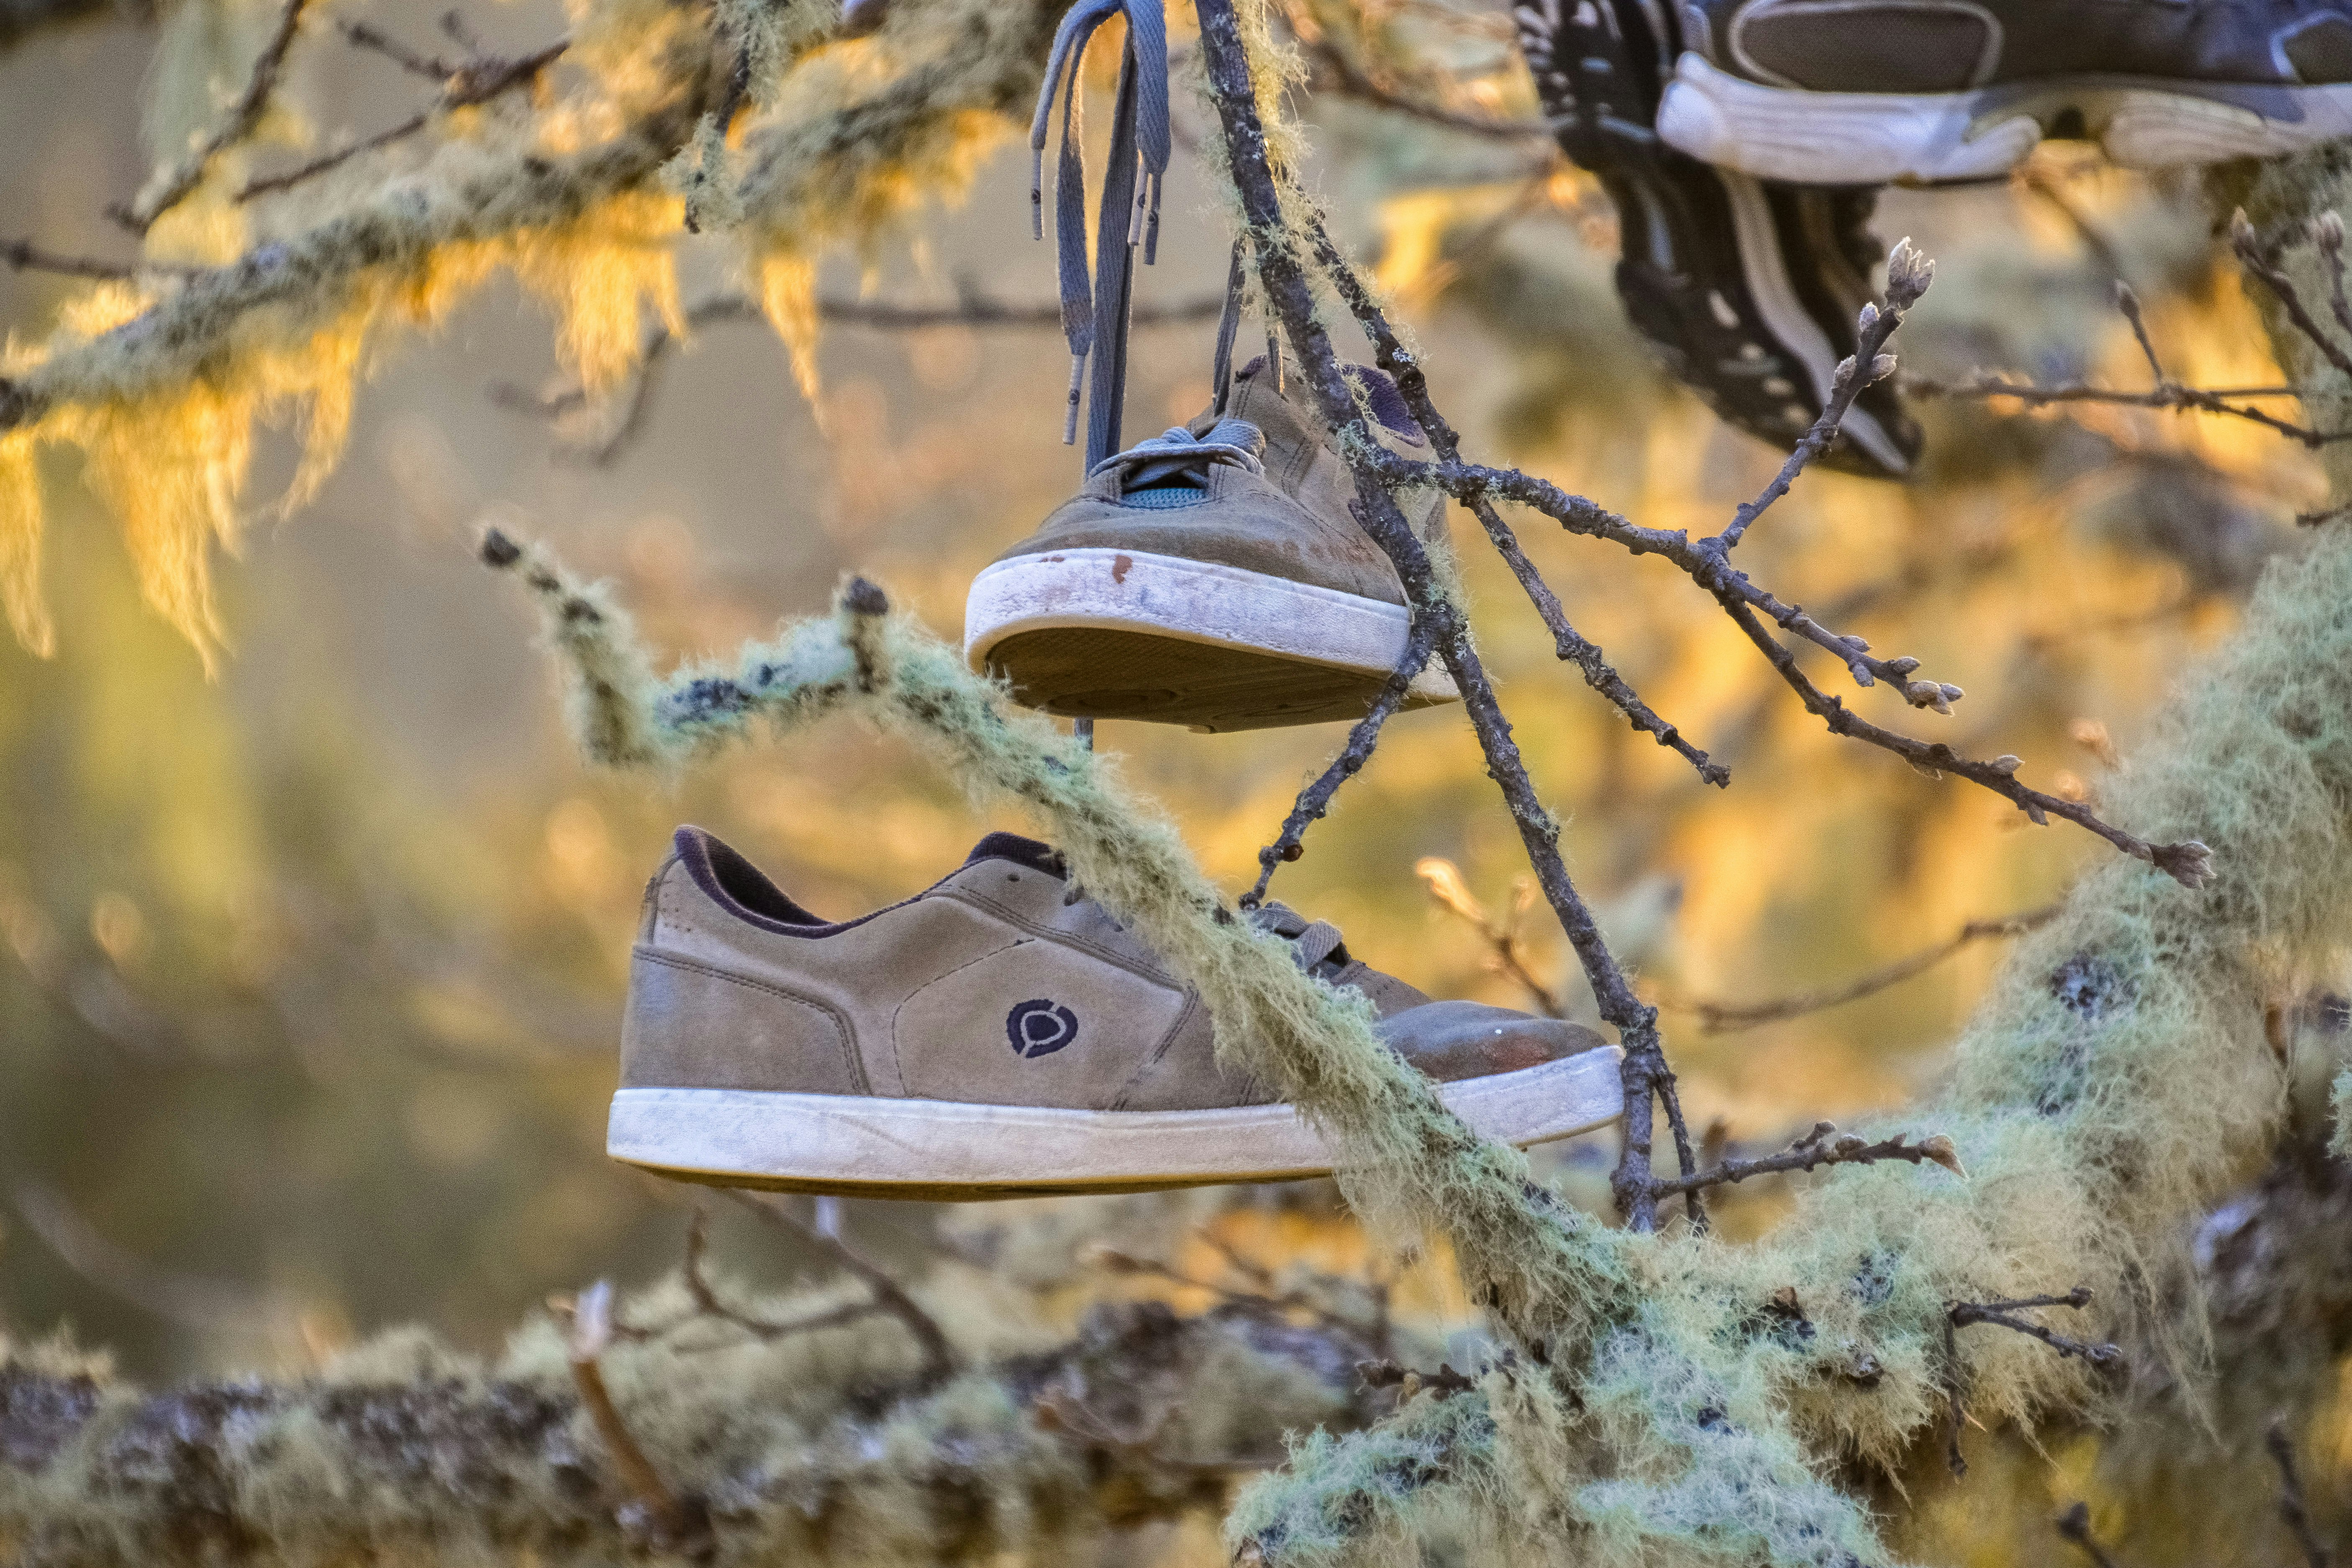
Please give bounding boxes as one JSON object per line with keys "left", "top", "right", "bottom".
{"left": 1030, "top": 0, "right": 1171, "bottom": 462}
{"left": 1090, "top": 416, "right": 1266, "bottom": 492}
{"left": 1252, "top": 901, "right": 1354, "bottom": 980}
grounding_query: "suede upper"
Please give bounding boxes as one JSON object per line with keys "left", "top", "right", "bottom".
{"left": 986, "top": 359, "right": 1447, "bottom": 606}
{"left": 621, "top": 827, "right": 1608, "bottom": 1113}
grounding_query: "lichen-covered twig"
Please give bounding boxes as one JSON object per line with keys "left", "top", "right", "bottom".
{"left": 1665, "top": 904, "right": 2060, "bottom": 1032}
{"left": 114, "top": 0, "right": 319, "bottom": 233}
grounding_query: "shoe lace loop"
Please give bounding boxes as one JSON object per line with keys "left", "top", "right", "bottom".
{"left": 1249, "top": 901, "right": 1354, "bottom": 980}
{"left": 1091, "top": 417, "right": 1267, "bottom": 493}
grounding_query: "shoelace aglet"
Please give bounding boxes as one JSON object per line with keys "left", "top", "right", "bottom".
{"left": 1141, "top": 175, "right": 1162, "bottom": 265}
{"left": 1063, "top": 354, "right": 1086, "bottom": 445}
{"left": 1030, "top": 148, "right": 1046, "bottom": 242}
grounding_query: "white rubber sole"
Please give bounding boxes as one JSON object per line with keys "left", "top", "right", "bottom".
{"left": 609, "top": 1045, "right": 1624, "bottom": 1199}
{"left": 963, "top": 548, "right": 1461, "bottom": 705}
{"left": 1659, "top": 54, "right": 2352, "bottom": 186}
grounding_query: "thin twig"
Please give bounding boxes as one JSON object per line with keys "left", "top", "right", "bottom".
{"left": 1949, "top": 1287, "right": 2119, "bottom": 1368}
{"left": 1714, "top": 259, "right": 1924, "bottom": 552}
{"left": 3, "top": 239, "right": 192, "bottom": 281}
{"left": 2231, "top": 208, "right": 2352, "bottom": 381}
{"left": 1303, "top": 217, "right": 1727, "bottom": 790}
{"left": 1242, "top": 614, "right": 1436, "bottom": 909}
{"left": 1296, "top": 31, "right": 1550, "bottom": 141}
{"left": 1665, "top": 904, "right": 2059, "bottom": 1032}
{"left": 2267, "top": 1421, "right": 2333, "bottom": 1568}
{"left": 494, "top": 290, "right": 1224, "bottom": 465}
{"left": 338, "top": 18, "right": 454, "bottom": 78}
{"left": 566, "top": 1281, "right": 716, "bottom": 1559}
{"left": 1413, "top": 858, "right": 1562, "bottom": 1017}
{"left": 2055, "top": 1502, "right": 2125, "bottom": 1568}
{"left": 726, "top": 1190, "right": 957, "bottom": 1381}
{"left": 117, "top": 0, "right": 318, "bottom": 232}
{"left": 1903, "top": 368, "right": 2352, "bottom": 446}
{"left": 1647, "top": 1121, "right": 1965, "bottom": 1199}
{"left": 676, "top": 1206, "right": 883, "bottom": 1343}
{"left": 235, "top": 37, "right": 567, "bottom": 203}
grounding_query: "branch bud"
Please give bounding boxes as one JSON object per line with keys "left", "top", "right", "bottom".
{"left": 1989, "top": 754, "right": 2022, "bottom": 775}
{"left": 1884, "top": 236, "right": 1934, "bottom": 307}
{"left": 1919, "top": 1134, "right": 1966, "bottom": 1177}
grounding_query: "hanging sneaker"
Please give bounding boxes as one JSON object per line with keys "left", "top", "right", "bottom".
{"left": 1658, "top": 0, "right": 2352, "bottom": 185}
{"left": 964, "top": 356, "right": 1462, "bottom": 732}
{"left": 1516, "top": 0, "right": 1921, "bottom": 476}
{"left": 608, "top": 827, "right": 1623, "bottom": 1198}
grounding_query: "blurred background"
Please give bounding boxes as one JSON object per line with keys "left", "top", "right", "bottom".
{"left": 0, "top": 0, "right": 2323, "bottom": 1478}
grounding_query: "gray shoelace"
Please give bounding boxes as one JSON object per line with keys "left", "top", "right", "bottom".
{"left": 1090, "top": 416, "right": 1266, "bottom": 492}
{"left": 1030, "top": 0, "right": 1171, "bottom": 458}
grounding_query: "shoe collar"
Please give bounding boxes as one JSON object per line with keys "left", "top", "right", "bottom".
{"left": 1221, "top": 355, "right": 1429, "bottom": 453}
{"left": 672, "top": 826, "right": 1069, "bottom": 940}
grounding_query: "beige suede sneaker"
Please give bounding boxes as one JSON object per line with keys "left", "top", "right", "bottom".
{"left": 608, "top": 827, "right": 1623, "bottom": 1198}
{"left": 962, "top": 357, "right": 1462, "bottom": 733}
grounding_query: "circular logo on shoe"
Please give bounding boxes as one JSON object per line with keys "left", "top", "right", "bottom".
{"left": 1006, "top": 998, "right": 1079, "bottom": 1058}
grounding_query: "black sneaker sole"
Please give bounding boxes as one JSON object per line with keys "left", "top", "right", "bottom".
{"left": 1515, "top": 0, "right": 1922, "bottom": 478}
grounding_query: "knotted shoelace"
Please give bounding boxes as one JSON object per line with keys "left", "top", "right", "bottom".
{"left": 1089, "top": 416, "right": 1267, "bottom": 493}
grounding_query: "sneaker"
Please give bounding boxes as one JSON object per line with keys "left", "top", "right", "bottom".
{"left": 608, "top": 827, "right": 1623, "bottom": 1198}
{"left": 1516, "top": 0, "right": 1921, "bottom": 477}
{"left": 962, "top": 356, "right": 1463, "bottom": 732}
{"left": 1657, "top": 0, "right": 2352, "bottom": 185}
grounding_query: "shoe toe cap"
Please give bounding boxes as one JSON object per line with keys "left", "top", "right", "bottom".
{"left": 1379, "top": 999, "right": 1611, "bottom": 1083}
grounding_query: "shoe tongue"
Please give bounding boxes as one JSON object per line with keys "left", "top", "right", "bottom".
{"left": 1227, "top": 356, "right": 1426, "bottom": 447}
{"left": 964, "top": 831, "right": 1066, "bottom": 877}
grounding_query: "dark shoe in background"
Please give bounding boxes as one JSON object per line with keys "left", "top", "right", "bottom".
{"left": 1516, "top": 0, "right": 1922, "bottom": 477}
{"left": 1661, "top": 0, "right": 2352, "bottom": 184}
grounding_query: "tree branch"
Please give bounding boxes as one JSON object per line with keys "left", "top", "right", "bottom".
{"left": 1647, "top": 1121, "right": 1965, "bottom": 1199}
{"left": 115, "top": 0, "right": 318, "bottom": 233}
{"left": 726, "top": 1190, "right": 957, "bottom": 1382}
{"left": 1194, "top": 0, "right": 1683, "bottom": 1232}
{"left": 1665, "top": 905, "right": 2060, "bottom": 1033}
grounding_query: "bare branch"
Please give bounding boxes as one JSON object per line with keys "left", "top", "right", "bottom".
{"left": 567, "top": 1280, "right": 723, "bottom": 1560}
{"left": 1302, "top": 217, "right": 1727, "bottom": 788}
{"left": 236, "top": 36, "right": 567, "bottom": 203}
{"left": 116, "top": 0, "right": 318, "bottom": 233}
{"left": 1293, "top": 30, "right": 1550, "bottom": 141}
{"left": 1648, "top": 1121, "right": 1967, "bottom": 1200}
{"left": 2056, "top": 1502, "right": 2127, "bottom": 1568}
{"left": 1715, "top": 249, "right": 1927, "bottom": 553}
{"left": 1242, "top": 614, "right": 1436, "bottom": 910}
{"left": 1201, "top": 0, "right": 1683, "bottom": 1234}
{"left": 1665, "top": 904, "right": 2060, "bottom": 1032}
{"left": 3, "top": 238, "right": 190, "bottom": 280}
{"left": 2266, "top": 1421, "right": 2333, "bottom": 1568}
{"left": 1949, "top": 1288, "right": 2119, "bottom": 1368}
{"left": 726, "top": 1190, "right": 957, "bottom": 1381}
{"left": 2231, "top": 208, "right": 2352, "bottom": 381}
